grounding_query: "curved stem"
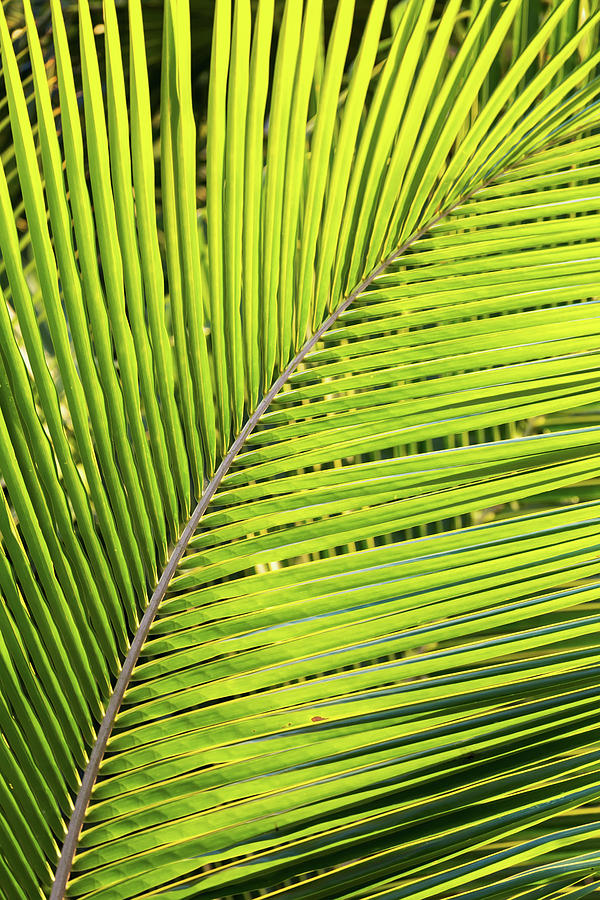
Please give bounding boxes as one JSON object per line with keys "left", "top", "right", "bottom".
{"left": 50, "top": 192, "right": 474, "bottom": 897}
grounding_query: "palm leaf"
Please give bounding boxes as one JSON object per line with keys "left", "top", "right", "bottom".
{"left": 0, "top": 0, "right": 600, "bottom": 898}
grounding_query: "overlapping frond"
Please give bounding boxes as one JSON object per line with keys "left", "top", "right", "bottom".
{"left": 0, "top": 0, "right": 599, "bottom": 897}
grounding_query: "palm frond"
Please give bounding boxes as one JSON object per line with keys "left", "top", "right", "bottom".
{"left": 0, "top": 0, "right": 599, "bottom": 898}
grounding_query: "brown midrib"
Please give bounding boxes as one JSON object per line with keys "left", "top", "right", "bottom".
{"left": 49, "top": 187, "right": 483, "bottom": 898}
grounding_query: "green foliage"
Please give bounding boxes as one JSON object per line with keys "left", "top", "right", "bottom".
{"left": 0, "top": 0, "right": 599, "bottom": 897}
